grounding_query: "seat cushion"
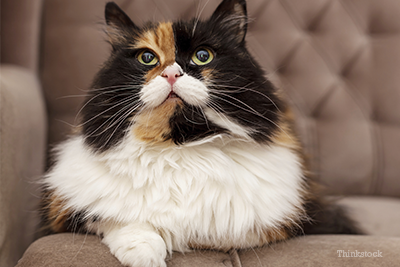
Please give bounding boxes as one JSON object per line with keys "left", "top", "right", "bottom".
{"left": 15, "top": 233, "right": 232, "bottom": 267}
{"left": 338, "top": 196, "right": 400, "bottom": 237}
{"left": 16, "top": 233, "right": 400, "bottom": 267}
{"left": 238, "top": 234, "right": 400, "bottom": 267}
{"left": 16, "top": 196, "right": 400, "bottom": 266}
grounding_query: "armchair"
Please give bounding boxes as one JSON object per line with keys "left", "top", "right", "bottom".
{"left": 1, "top": 0, "right": 400, "bottom": 266}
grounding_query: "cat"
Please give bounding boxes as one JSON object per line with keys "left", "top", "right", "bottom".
{"left": 42, "top": 0, "right": 362, "bottom": 266}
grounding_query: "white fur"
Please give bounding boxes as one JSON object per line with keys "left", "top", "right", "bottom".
{"left": 204, "top": 107, "right": 253, "bottom": 138}
{"left": 45, "top": 132, "right": 305, "bottom": 266}
{"left": 172, "top": 74, "right": 208, "bottom": 105}
{"left": 140, "top": 63, "right": 208, "bottom": 108}
{"left": 139, "top": 76, "right": 171, "bottom": 108}
{"left": 101, "top": 222, "right": 167, "bottom": 267}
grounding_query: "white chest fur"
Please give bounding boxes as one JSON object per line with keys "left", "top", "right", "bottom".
{"left": 46, "top": 134, "right": 305, "bottom": 250}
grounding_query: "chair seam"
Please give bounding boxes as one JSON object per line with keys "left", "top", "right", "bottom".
{"left": 228, "top": 249, "right": 243, "bottom": 267}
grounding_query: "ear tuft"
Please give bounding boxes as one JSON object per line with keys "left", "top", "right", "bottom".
{"left": 210, "top": 0, "right": 248, "bottom": 43}
{"left": 105, "top": 2, "right": 138, "bottom": 48}
{"left": 105, "top": 2, "right": 136, "bottom": 29}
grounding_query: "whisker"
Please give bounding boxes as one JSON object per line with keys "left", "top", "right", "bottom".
{"left": 197, "top": 105, "right": 210, "bottom": 130}
{"left": 74, "top": 86, "right": 141, "bottom": 124}
{"left": 79, "top": 83, "right": 142, "bottom": 93}
{"left": 192, "top": 0, "right": 211, "bottom": 37}
{"left": 85, "top": 102, "right": 142, "bottom": 138}
{"left": 78, "top": 95, "right": 141, "bottom": 127}
{"left": 209, "top": 93, "right": 292, "bottom": 141}
{"left": 100, "top": 103, "right": 144, "bottom": 149}
{"left": 208, "top": 82, "right": 281, "bottom": 112}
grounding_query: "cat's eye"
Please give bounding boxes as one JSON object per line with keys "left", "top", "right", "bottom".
{"left": 191, "top": 48, "right": 214, "bottom": 65}
{"left": 137, "top": 50, "right": 159, "bottom": 66}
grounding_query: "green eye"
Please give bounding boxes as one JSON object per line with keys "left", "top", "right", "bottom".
{"left": 137, "top": 50, "right": 158, "bottom": 65}
{"left": 192, "top": 48, "right": 214, "bottom": 65}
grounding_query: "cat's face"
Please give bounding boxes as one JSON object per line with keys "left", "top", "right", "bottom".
{"left": 82, "top": 0, "right": 285, "bottom": 151}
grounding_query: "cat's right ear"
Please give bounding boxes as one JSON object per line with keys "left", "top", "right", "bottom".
{"left": 105, "top": 2, "right": 138, "bottom": 47}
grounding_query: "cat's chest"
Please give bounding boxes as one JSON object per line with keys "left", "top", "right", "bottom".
{"left": 48, "top": 135, "right": 304, "bottom": 232}
{"left": 99, "top": 136, "right": 304, "bottom": 224}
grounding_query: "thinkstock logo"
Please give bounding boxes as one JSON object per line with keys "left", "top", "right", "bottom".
{"left": 337, "top": 250, "right": 383, "bottom": 258}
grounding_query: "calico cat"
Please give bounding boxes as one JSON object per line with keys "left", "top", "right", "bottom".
{"left": 42, "top": 0, "right": 361, "bottom": 266}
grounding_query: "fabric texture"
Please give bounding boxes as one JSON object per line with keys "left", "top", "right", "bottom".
{"left": 338, "top": 196, "right": 400, "bottom": 237}
{"left": 16, "top": 232, "right": 400, "bottom": 267}
{"left": 1, "top": 0, "right": 400, "bottom": 266}
{"left": 0, "top": 0, "right": 43, "bottom": 72}
{"left": 15, "top": 234, "right": 233, "bottom": 267}
{"left": 0, "top": 65, "right": 47, "bottom": 267}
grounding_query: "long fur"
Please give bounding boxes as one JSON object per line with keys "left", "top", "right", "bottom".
{"left": 42, "top": 1, "right": 362, "bottom": 267}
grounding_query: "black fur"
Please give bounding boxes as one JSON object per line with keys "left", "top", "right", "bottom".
{"left": 40, "top": 189, "right": 95, "bottom": 234}
{"left": 172, "top": 19, "right": 285, "bottom": 143}
{"left": 81, "top": 0, "right": 285, "bottom": 151}
{"left": 300, "top": 198, "right": 363, "bottom": 235}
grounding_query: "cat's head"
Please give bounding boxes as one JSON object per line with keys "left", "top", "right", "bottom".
{"left": 82, "top": 0, "right": 286, "bottom": 151}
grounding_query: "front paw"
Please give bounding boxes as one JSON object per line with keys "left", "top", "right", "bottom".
{"left": 112, "top": 239, "right": 167, "bottom": 267}
{"left": 102, "top": 224, "right": 167, "bottom": 267}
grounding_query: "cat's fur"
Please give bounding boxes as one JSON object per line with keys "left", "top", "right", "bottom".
{"left": 42, "top": 1, "right": 362, "bottom": 266}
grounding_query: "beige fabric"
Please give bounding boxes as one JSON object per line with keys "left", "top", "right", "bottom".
{"left": 239, "top": 235, "right": 400, "bottom": 267}
{"left": 338, "top": 196, "right": 400, "bottom": 237}
{"left": 245, "top": 0, "right": 400, "bottom": 197}
{"left": 15, "top": 234, "right": 233, "bottom": 267}
{"left": 2, "top": 0, "right": 400, "bottom": 266}
{"left": 0, "top": 65, "right": 47, "bottom": 267}
{"left": 16, "top": 233, "right": 400, "bottom": 267}
{"left": 0, "top": 0, "right": 43, "bottom": 72}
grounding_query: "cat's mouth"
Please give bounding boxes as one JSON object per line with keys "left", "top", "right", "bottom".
{"left": 168, "top": 91, "right": 180, "bottom": 99}
{"left": 164, "top": 91, "right": 183, "bottom": 103}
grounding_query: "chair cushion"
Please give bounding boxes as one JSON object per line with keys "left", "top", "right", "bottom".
{"left": 338, "top": 196, "right": 400, "bottom": 237}
{"left": 15, "top": 233, "right": 232, "bottom": 267}
{"left": 16, "top": 196, "right": 400, "bottom": 266}
{"left": 16, "top": 233, "right": 400, "bottom": 267}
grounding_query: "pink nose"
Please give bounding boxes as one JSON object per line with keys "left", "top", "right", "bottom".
{"left": 162, "top": 64, "right": 182, "bottom": 86}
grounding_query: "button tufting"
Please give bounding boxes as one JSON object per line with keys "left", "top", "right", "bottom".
{"left": 247, "top": 0, "right": 400, "bottom": 196}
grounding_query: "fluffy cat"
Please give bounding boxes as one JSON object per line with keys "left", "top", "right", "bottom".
{"left": 42, "top": 0, "right": 361, "bottom": 266}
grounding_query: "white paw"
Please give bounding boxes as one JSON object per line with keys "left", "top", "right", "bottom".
{"left": 102, "top": 224, "right": 167, "bottom": 267}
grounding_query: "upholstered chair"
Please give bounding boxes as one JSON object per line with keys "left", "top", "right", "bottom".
{"left": 1, "top": 0, "right": 400, "bottom": 266}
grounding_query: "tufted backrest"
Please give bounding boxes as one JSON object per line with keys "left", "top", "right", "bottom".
{"left": 40, "top": 0, "right": 400, "bottom": 197}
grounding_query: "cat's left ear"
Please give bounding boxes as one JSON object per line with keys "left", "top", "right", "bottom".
{"left": 210, "top": 0, "right": 248, "bottom": 43}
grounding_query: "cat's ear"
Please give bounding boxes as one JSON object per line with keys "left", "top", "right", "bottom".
{"left": 210, "top": 0, "right": 248, "bottom": 43}
{"left": 105, "top": 2, "right": 138, "bottom": 47}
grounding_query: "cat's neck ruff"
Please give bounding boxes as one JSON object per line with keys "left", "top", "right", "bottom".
{"left": 47, "top": 132, "right": 306, "bottom": 250}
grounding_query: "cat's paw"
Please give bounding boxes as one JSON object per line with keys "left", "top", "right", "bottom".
{"left": 102, "top": 224, "right": 167, "bottom": 267}
{"left": 111, "top": 239, "right": 167, "bottom": 267}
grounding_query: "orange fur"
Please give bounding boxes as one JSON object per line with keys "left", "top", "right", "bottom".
{"left": 132, "top": 100, "right": 182, "bottom": 143}
{"left": 201, "top": 68, "right": 217, "bottom": 84}
{"left": 132, "top": 22, "right": 176, "bottom": 82}
{"left": 271, "top": 110, "right": 300, "bottom": 150}
{"left": 43, "top": 191, "right": 72, "bottom": 232}
{"left": 259, "top": 227, "right": 291, "bottom": 245}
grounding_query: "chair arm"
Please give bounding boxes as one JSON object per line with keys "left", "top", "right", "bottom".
{"left": 0, "top": 64, "right": 47, "bottom": 267}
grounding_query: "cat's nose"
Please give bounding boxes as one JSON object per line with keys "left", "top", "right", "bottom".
{"left": 162, "top": 64, "right": 183, "bottom": 86}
